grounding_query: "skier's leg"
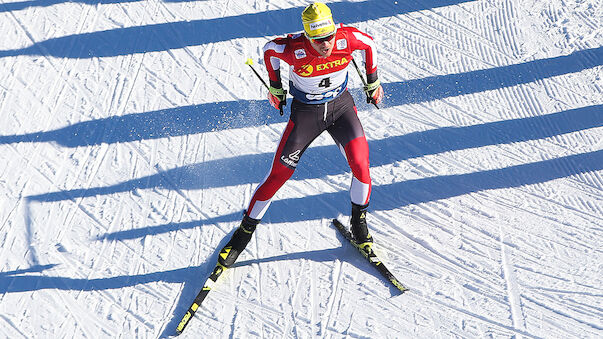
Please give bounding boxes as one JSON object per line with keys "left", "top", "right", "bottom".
{"left": 218, "top": 121, "right": 297, "bottom": 268}
{"left": 247, "top": 103, "right": 323, "bottom": 219}
{"left": 342, "top": 136, "right": 373, "bottom": 246}
{"left": 246, "top": 120, "right": 297, "bottom": 220}
{"left": 222, "top": 102, "right": 323, "bottom": 267}
{"left": 327, "top": 93, "right": 373, "bottom": 245}
{"left": 343, "top": 135, "right": 371, "bottom": 206}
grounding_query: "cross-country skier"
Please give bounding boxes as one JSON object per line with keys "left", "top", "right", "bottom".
{"left": 218, "top": 2, "right": 384, "bottom": 268}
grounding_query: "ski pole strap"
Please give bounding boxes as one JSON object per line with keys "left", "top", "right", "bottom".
{"left": 364, "top": 79, "right": 381, "bottom": 92}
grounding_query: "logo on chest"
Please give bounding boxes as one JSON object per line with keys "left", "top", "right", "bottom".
{"left": 294, "top": 49, "right": 307, "bottom": 59}
{"left": 296, "top": 57, "right": 349, "bottom": 76}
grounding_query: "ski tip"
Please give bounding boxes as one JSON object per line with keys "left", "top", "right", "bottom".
{"left": 245, "top": 58, "right": 254, "bottom": 65}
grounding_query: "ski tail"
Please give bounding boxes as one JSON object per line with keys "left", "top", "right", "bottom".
{"left": 175, "top": 264, "right": 227, "bottom": 335}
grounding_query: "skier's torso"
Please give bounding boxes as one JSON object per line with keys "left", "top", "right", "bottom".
{"left": 263, "top": 25, "right": 377, "bottom": 104}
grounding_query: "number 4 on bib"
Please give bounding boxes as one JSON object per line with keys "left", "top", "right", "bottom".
{"left": 319, "top": 77, "right": 331, "bottom": 88}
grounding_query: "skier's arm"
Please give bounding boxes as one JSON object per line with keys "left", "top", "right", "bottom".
{"left": 350, "top": 29, "right": 383, "bottom": 104}
{"left": 263, "top": 39, "right": 290, "bottom": 109}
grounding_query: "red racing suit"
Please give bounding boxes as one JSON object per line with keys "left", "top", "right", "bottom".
{"left": 246, "top": 24, "right": 379, "bottom": 220}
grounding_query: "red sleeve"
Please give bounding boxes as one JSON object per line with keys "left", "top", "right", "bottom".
{"left": 346, "top": 27, "right": 378, "bottom": 76}
{"left": 262, "top": 37, "right": 294, "bottom": 83}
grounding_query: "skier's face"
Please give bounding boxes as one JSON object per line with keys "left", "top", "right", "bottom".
{"left": 309, "top": 34, "right": 335, "bottom": 57}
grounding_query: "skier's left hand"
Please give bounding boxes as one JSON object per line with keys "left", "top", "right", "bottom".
{"left": 364, "top": 80, "right": 384, "bottom": 105}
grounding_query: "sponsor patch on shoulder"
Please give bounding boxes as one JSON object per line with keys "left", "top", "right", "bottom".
{"left": 294, "top": 49, "right": 307, "bottom": 59}
{"left": 336, "top": 39, "right": 347, "bottom": 50}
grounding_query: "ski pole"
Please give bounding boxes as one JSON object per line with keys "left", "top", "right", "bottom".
{"left": 245, "top": 58, "right": 286, "bottom": 115}
{"left": 351, "top": 58, "right": 380, "bottom": 109}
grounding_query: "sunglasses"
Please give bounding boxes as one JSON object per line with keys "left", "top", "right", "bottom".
{"left": 309, "top": 33, "right": 335, "bottom": 43}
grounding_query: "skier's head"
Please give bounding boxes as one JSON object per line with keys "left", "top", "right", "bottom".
{"left": 301, "top": 2, "right": 336, "bottom": 40}
{"left": 302, "top": 2, "right": 337, "bottom": 57}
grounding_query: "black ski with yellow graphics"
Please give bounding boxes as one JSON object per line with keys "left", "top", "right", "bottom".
{"left": 175, "top": 260, "right": 229, "bottom": 335}
{"left": 332, "top": 219, "right": 409, "bottom": 293}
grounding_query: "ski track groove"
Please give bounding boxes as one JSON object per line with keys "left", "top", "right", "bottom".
{"left": 499, "top": 223, "right": 527, "bottom": 335}
{"left": 285, "top": 257, "right": 309, "bottom": 338}
{"left": 386, "top": 4, "right": 516, "bottom": 71}
{"left": 43, "top": 247, "right": 157, "bottom": 334}
{"left": 522, "top": 294, "right": 603, "bottom": 332}
{"left": 322, "top": 258, "right": 343, "bottom": 336}
{"left": 388, "top": 4, "right": 598, "bottom": 111}
{"left": 19, "top": 154, "right": 169, "bottom": 337}
{"left": 5, "top": 3, "right": 106, "bottom": 114}
{"left": 412, "top": 291, "right": 543, "bottom": 339}
{"left": 418, "top": 5, "right": 514, "bottom": 64}
{"left": 457, "top": 151, "right": 602, "bottom": 230}
{"left": 378, "top": 174, "right": 596, "bottom": 334}
{"left": 381, "top": 132, "right": 600, "bottom": 334}
{"left": 203, "top": 286, "right": 288, "bottom": 332}
{"left": 397, "top": 73, "right": 602, "bottom": 224}
{"left": 0, "top": 56, "right": 20, "bottom": 115}
{"left": 375, "top": 214, "right": 514, "bottom": 312}
{"left": 379, "top": 203, "right": 506, "bottom": 289}
{"left": 51, "top": 145, "right": 112, "bottom": 243}
{"left": 52, "top": 285, "right": 102, "bottom": 338}
{"left": 478, "top": 192, "right": 597, "bottom": 254}
{"left": 0, "top": 314, "right": 27, "bottom": 339}
{"left": 10, "top": 141, "right": 108, "bottom": 258}
{"left": 410, "top": 140, "right": 600, "bottom": 257}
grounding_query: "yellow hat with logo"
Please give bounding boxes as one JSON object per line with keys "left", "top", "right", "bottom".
{"left": 301, "top": 2, "right": 336, "bottom": 38}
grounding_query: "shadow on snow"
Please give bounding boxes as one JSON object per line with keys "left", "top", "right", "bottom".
{"left": 0, "top": 248, "right": 351, "bottom": 294}
{"left": 25, "top": 104, "right": 603, "bottom": 205}
{"left": 94, "top": 148, "right": 603, "bottom": 241}
{"left": 1, "top": 47, "right": 600, "bottom": 148}
{"left": 0, "top": 245, "right": 390, "bottom": 337}
{"left": 3, "top": 148, "right": 600, "bottom": 335}
{"left": 3, "top": 1, "right": 600, "bottom": 334}
{"left": 0, "top": 0, "right": 475, "bottom": 58}
{"left": 0, "top": 0, "right": 214, "bottom": 14}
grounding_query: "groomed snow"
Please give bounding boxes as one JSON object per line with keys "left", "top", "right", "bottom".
{"left": 0, "top": 0, "right": 601, "bottom": 338}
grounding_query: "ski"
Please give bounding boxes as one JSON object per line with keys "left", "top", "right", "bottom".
{"left": 332, "top": 219, "right": 409, "bottom": 293}
{"left": 175, "top": 263, "right": 228, "bottom": 335}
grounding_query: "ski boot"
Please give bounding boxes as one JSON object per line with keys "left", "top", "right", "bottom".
{"left": 218, "top": 214, "right": 260, "bottom": 268}
{"left": 351, "top": 203, "right": 373, "bottom": 251}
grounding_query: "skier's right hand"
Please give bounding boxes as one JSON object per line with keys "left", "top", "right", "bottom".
{"left": 268, "top": 86, "right": 287, "bottom": 110}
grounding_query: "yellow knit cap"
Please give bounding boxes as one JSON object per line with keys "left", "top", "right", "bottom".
{"left": 301, "top": 2, "right": 336, "bottom": 38}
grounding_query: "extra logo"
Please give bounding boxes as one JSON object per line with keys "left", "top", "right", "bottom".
{"left": 296, "top": 57, "right": 349, "bottom": 76}
{"left": 299, "top": 64, "right": 313, "bottom": 76}
{"left": 281, "top": 150, "right": 301, "bottom": 168}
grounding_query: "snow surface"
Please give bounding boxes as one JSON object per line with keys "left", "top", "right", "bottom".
{"left": 0, "top": 0, "right": 602, "bottom": 338}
